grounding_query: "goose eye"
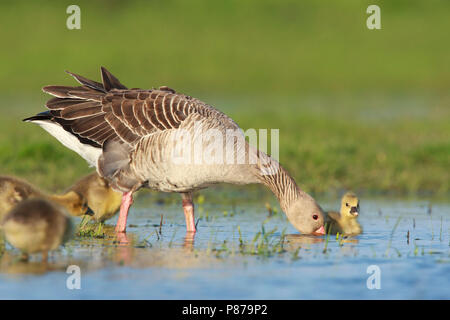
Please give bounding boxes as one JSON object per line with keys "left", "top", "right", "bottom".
{"left": 312, "top": 214, "right": 319, "bottom": 220}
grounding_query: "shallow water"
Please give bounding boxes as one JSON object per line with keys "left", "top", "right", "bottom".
{"left": 0, "top": 196, "right": 449, "bottom": 299}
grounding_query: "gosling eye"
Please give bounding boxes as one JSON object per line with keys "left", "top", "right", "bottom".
{"left": 312, "top": 214, "right": 319, "bottom": 220}
{"left": 345, "top": 203, "right": 349, "bottom": 207}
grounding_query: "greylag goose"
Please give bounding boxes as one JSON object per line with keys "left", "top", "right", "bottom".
{"left": 24, "top": 67, "right": 325, "bottom": 236}
{"left": 325, "top": 192, "right": 362, "bottom": 236}
{"left": 67, "top": 172, "right": 122, "bottom": 221}
{"left": 0, "top": 198, "right": 73, "bottom": 261}
{"left": 0, "top": 175, "right": 92, "bottom": 221}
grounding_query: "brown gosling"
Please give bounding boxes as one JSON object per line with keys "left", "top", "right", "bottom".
{"left": 0, "top": 175, "right": 91, "bottom": 222}
{"left": 67, "top": 172, "right": 122, "bottom": 222}
{"left": 325, "top": 192, "right": 362, "bottom": 236}
{"left": 0, "top": 198, "right": 73, "bottom": 261}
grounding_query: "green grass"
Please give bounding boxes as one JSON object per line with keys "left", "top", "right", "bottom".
{"left": 0, "top": 93, "right": 448, "bottom": 197}
{"left": 234, "top": 94, "right": 450, "bottom": 196}
{"left": 0, "top": 1, "right": 448, "bottom": 197}
{"left": 0, "top": 1, "right": 449, "bottom": 95}
{"left": 210, "top": 223, "right": 287, "bottom": 258}
{"left": 76, "top": 217, "right": 106, "bottom": 238}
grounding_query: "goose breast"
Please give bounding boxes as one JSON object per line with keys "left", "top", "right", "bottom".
{"left": 120, "top": 114, "right": 260, "bottom": 192}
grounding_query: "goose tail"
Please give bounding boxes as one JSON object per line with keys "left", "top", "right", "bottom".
{"left": 23, "top": 67, "right": 128, "bottom": 167}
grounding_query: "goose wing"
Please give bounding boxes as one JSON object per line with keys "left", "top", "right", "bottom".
{"left": 25, "top": 67, "right": 234, "bottom": 151}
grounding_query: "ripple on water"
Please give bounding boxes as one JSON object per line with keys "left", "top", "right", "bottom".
{"left": 0, "top": 198, "right": 449, "bottom": 299}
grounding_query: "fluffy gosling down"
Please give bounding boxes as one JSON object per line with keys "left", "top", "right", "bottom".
{"left": 0, "top": 198, "right": 73, "bottom": 261}
{"left": 0, "top": 176, "right": 92, "bottom": 222}
{"left": 67, "top": 172, "right": 122, "bottom": 222}
{"left": 325, "top": 192, "right": 362, "bottom": 236}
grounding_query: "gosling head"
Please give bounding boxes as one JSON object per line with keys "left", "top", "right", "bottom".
{"left": 84, "top": 174, "right": 122, "bottom": 221}
{"left": 340, "top": 192, "right": 359, "bottom": 218}
{"left": 60, "top": 191, "right": 93, "bottom": 217}
{"left": 285, "top": 193, "right": 325, "bottom": 235}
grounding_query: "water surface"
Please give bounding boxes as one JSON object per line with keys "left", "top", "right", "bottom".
{"left": 0, "top": 196, "right": 449, "bottom": 299}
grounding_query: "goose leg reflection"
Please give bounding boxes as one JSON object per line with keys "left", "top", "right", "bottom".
{"left": 115, "top": 230, "right": 131, "bottom": 245}
{"left": 183, "top": 231, "right": 196, "bottom": 249}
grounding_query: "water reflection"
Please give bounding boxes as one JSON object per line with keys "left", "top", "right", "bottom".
{"left": 0, "top": 198, "right": 448, "bottom": 299}
{"left": 285, "top": 234, "right": 325, "bottom": 244}
{"left": 0, "top": 251, "right": 89, "bottom": 276}
{"left": 0, "top": 228, "right": 364, "bottom": 276}
{"left": 183, "top": 231, "right": 196, "bottom": 250}
{"left": 283, "top": 234, "right": 323, "bottom": 252}
{"left": 1, "top": 231, "right": 207, "bottom": 275}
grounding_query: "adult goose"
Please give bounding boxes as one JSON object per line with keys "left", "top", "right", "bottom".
{"left": 24, "top": 67, "right": 325, "bottom": 236}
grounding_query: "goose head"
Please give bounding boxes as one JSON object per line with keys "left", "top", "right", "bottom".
{"left": 340, "top": 192, "right": 359, "bottom": 218}
{"left": 285, "top": 194, "right": 325, "bottom": 235}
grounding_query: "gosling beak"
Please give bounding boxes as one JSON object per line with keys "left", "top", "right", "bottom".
{"left": 350, "top": 206, "right": 359, "bottom": 216}
{"left": 312, "top": 225, "right": 325, "bottom": 236}
{"left": 85, "top": 207, "right": 95, "bottom": 216}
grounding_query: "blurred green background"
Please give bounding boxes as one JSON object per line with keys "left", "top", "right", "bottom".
{"left": 0, "top": 0, "right": 448, "bottom": 197}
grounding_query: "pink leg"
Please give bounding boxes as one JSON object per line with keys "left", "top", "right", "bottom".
{"left": 115, "top": 191, "right": 133, "bottom": 233}
{"left": 181, "top": 193, "right": 196, "bottom": 233}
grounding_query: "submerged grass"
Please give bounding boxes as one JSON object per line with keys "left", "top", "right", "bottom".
{"left": 76, "top": 217, "right": 106, "bottom": 239}
{"left": 210, "top": 223, "right": 287, "bottom": 258}
{"left": 385, "top": 216, "right": 402, "bottom": 257}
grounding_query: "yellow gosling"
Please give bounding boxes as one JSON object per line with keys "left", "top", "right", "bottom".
{"left": 0, "top": 175, "right": 91, "bottom": 221}
{"left": 325, "top": 192, "right": 362, "bottom": 236}
{"left": 67, "top": 172, "right": 122, "bottom": 222}
{"left": 0, "top": 198, "right": 73, "bottom": 261}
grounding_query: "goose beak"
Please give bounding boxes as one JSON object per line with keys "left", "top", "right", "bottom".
{"left": 85, "top": 207, "right": 95, "bottom": 216}
{"left": 312, "top": 225, "right": 325, "bottom": 236}
{"left": 350, "top": 206, "right": 358, "bottom": 216}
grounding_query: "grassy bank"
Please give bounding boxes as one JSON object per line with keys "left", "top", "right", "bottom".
{"left": 0, "top": 93, "right": 448, "bottom": 197}
{"left": 0, "top": 1, "right": 449, "bottom": 95}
